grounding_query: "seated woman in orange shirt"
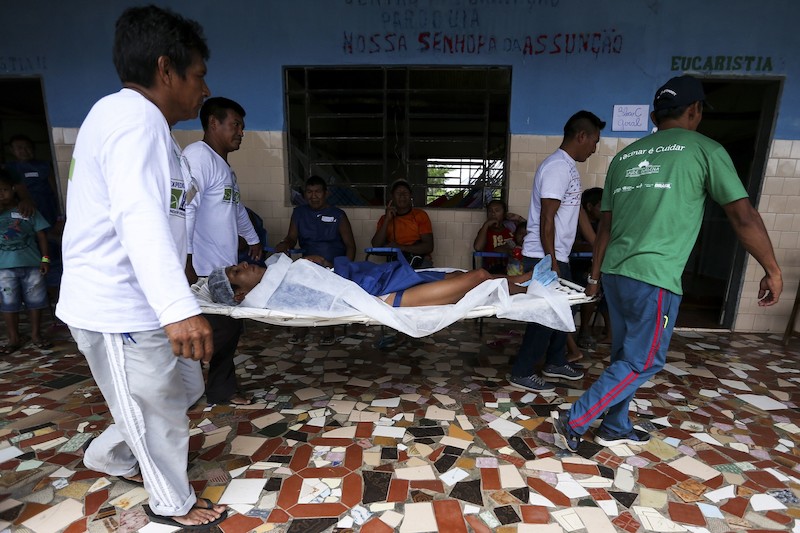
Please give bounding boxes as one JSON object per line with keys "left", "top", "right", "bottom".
{"left": 371, "top": 179, "right": 433, "bottom": 268}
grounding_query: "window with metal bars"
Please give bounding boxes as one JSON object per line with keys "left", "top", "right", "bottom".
{"left": 284, "top": 66, "right": 511, "bottom": 209}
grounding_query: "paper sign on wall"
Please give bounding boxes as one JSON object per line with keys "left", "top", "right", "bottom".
{"left": 612, "top": 105, "right": 649, "bottom": 132}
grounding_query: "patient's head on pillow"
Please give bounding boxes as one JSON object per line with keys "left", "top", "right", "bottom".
{"left": 208, "top": 267, "right": 238, "bottom": 305}
{"left": 208, "top": 262, "right": 267, "bottom": 305}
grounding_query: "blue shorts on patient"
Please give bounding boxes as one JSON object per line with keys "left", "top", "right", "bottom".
{"left": 0, "top": 266, "right": 48, "bottom": 313}
{"left": 334, "top": 254, "right": 446, "bottom": 296}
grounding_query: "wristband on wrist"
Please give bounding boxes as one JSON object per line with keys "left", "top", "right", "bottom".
{"left": 41, "top": 256, "right": 50, "bottom": 263}
{"left": 586, "top": 275, "right": 599, "bottom": 285}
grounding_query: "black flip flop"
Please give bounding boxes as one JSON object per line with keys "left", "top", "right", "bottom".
{"left": 0, "top": 342, "right": 23, "bottom": 355}
{"left": 31, "top": 338, "right": 54, "bottom": 349}
{"left": 144, "top": 498, "right": 227, "bottom": 530}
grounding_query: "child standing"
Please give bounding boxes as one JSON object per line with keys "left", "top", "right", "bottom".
{"left": 0, "top": 169, "right": 51, "bottom": 353}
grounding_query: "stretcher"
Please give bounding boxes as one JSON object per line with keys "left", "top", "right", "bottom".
{"left": 192, "top": 256, "right": 592, "bottom": 338}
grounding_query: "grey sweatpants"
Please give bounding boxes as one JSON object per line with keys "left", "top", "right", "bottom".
{"left": 72, "top": 327, "right": 204, "bottom": 517}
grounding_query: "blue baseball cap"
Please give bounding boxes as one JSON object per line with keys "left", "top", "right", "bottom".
{"left": 653, "top": 75, "right": 707, "bottom": 111}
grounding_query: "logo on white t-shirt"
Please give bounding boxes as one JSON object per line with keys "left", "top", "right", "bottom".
{"left": 171, "top": 182, "right": 187, "bottom": 212}
{"left": 222, "top": 187, "right": 241, "bottom": 205}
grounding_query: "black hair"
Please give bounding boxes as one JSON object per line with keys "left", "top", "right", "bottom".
{"left": 563, "top": 110, "right": 606, "bottom": 139}
{"left": 486, "top": 199, "right": 507, "bottom": 215}
{"left": 9, "top": 134, "right": 34, "bottom": 147}
{"left": 581, "top": 187, "right": 603, "bottom": 210}
{"left": 200, "top": 97, "right": 246, "bottom": 131}
{"left": 0, "top": 168, "right": 14, "bottom": 188}
{"left": 305, "top": 175, "right": 327, "bottom": 192}
{"left": 390, "top": 179, "right": 412, "bottom": 194}
{"left": 113, "top": 5, "right": 209, "bottom": 87}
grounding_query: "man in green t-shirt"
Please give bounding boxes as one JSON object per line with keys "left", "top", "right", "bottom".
{"left": 554, "top": 75, "right": 782, "bottom": 452}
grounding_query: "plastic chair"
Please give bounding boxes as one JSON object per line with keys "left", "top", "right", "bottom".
{"left": 364, "top": 247, "right": 401, "bottom": 261}
{"left": 366, "top": 247, "right": 434, "bottom": 268}
{"left": 472, "top": 251, "right": 508, "bottom": 270}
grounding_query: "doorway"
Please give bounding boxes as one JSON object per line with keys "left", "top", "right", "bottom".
{"left": 677, "top": 78, "right": 782, "bottom": 329}
{"left": 0, "top": 76, "right": 56, "bottom": 185}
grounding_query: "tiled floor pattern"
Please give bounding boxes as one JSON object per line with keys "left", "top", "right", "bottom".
{"left": 1, "top": 319, "right": 800, "bottom": 532}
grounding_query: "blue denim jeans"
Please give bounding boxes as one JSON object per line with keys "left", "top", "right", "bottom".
{"left": 511, "top": 257, "right": 571, "bottom": 377}
{"left": 566, "top": 274, "right": 681, "bottom": 436}
{"left": 0, "top": 266, "right": 48, "bottom": 313}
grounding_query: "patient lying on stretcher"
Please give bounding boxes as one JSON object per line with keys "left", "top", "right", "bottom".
{"left": 207, "top": 254, "right": 532, "bottom": 308}
{"left": 198, "top": 253, "right": 575, "bottom": 337}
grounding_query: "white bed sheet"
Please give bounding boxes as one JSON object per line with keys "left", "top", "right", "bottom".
{"left": 193, "top": 255, "right": 583, "bottom": 338}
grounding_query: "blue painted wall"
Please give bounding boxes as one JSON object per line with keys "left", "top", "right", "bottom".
{"left": 2, "top": 0, "right": 797, "bottom": 137}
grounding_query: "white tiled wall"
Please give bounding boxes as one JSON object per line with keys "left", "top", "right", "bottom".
{"left": 51, "top": 128, "right": 799, "bottom": 334}
{"left": 734, "top": 140, "right": 800, "bottom": 334}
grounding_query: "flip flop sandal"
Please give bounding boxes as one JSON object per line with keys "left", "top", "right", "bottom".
{"left": 144, "top": 497, "right": 227, "bottom": 530}
{"left": 31, "top": 339, "right": 54, "bottom": 349}
{"left": 0, "top": 342, "right": 24, "bottom": 355}
{"left": 229, "top": 394, "right": 254, "bottom": 406}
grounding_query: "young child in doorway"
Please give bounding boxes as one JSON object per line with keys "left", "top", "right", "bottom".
{"left": 0, "top": 169, "right": 51, "bottom": 353}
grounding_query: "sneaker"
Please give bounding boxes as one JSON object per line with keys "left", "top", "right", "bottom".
{"left": 594, "top": 428, "right": 651, "bottom": 447}
{"left": 576, "top": 334, "right": 597, "bottom": 350}
{"left": 542, "top": 364, "right": 585, "bottom": 381}
{"left": 553, "top": 415, "right": 581, "bottom": 452}
{"left": 319, "top": 335, "right": 336, "bottom": 346}
{"left": 509, "top": 374, "right": 556, "bottom": 392}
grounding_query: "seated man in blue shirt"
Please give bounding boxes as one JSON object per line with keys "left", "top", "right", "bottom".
{"left": 274, "top": 175, "right": 356, "bottom": 344}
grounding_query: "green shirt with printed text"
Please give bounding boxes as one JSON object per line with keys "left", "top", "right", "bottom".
{"left": 600, "top": 128, "right": 747, "bottom": 294}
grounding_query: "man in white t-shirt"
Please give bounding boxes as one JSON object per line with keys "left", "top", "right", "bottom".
{"left": 56, "top": 6, "right": 227, "bottom": 529}
{"left": 509, "top": 111, "right": 605, "bottom": 393}
{"left": 184, "top": 97, "right": 261, "bottom": 405}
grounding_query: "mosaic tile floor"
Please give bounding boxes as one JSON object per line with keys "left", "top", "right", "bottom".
{"left": 2, "top": 318, "right": 800, "bottom": 533}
